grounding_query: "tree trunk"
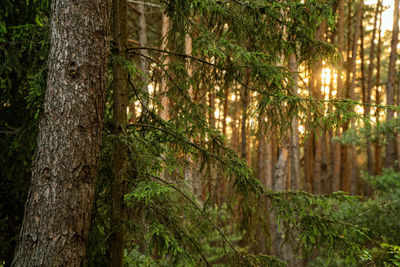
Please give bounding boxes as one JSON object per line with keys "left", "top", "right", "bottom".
{"left": 289, "top": 53, "right": 300, "bottom": 191}
{"left": 341, "top": 0, "right": 363, "bottom": 193}
{"left": 137, "top": 1, "right": 149, "bottom": 108}
{"left": 241, "top": 87, "right": 249, "bottom": 161}
{"left": 375, "top": 5, "right": 383, "bottom": 175}
{"left": 110, "top": 0, "right": 128, "bottom": 266}
{"left": 311, "top": 21, "right": 326, "bottom": 194}
{"left": 12, "top": 0, "right": 109, "bottom": 265}
{"left": 385, "top": 0, "right": 400, "bottom": 169}
{"left": 159, "top": 14, "right": 170, "bottom": 121}
{"left": 272, "top": 141, "right": 290, "bottom": 261}
{"left": 332, "top": 0, "right": 344, "bottom": 192}
{"left": 364, "top": 0, "right": 381, "bottom": 177}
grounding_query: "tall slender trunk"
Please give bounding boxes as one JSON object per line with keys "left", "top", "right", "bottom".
{"left": 110, "top": 0, "right": 128, "bottom": 265}
{"left": 272, "top": 141, "right": 290, "bottom": 261}
{"left": 137, "top": 1, "right": 149, "bottom": 108}
{"left": 304, "top": 136, "right": 314, "bottom": 192}
{"left": 256, "top": 118, "right": 268, "bottom": 254}
{"left": 350, "top": 0, "right": 363, "bottom": 195}
{"left": 332, "top": 0, "right": 344, "bottom": 192}
{"left": 364, "top": 0, "right": 381, "bottom": 177}
{"left": 385, "top": 0, "right": 400, "bottom": 169}
{"left": 159, "top": 14, "right": 170, "bottom": 121}
{"left": 341, "top": 0, "right": 363, "bottom": 193}
{"left": 375, "top": 6, "right": 383, "bottom": 175}
{"left": 217, "top": 87, "right": 229, "bottom": 206}
{"left": 311, "top": 21, "right": 326, "bottom": 194}
{"left": 341, "top": 0, "right": 353, "bottom": 192}
{"left": 241, "top": 88, "right": 249, "bottom": 161}
{"left": 289, "top": 53, "right": 300, "bottom": 190}
{"left": 12, "top": 0, "right": 109, "bottom": 265}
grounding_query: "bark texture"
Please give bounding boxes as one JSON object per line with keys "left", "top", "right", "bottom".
{"left": 12, "top": 0, "right": 110, "bottom": 266}
{"left": 110, "top": 0, "right": 128, "bottom": 265}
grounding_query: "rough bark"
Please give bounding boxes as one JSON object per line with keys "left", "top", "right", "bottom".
{"left": 12, "top": 0, "right": 109, "bottom": 266}
{"left": 385, "top": 0, "right": 400, "bottom": 169}
{"left": 110, "top": 0, "right": 128, "bottom": 265}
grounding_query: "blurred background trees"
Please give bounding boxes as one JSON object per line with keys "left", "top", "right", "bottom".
{"left": 1, "top": 0, "right": 400, "bottom": 266}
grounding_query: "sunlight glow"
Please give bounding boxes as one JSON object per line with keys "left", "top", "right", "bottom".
{"left": 365, "top": 0, "right": 396, "bottom": 33}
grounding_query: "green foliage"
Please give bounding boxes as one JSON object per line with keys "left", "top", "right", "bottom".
{"left": 314, "top": 170, "right": 400, "bottom": 266}
{"left": 0, "top": 1, "right": 48, "bottom": 263}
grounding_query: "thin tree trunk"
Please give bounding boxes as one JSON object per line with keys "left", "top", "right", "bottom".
{"left": 159, "top": 14, "right": 170, "bottom": 121}
{"left": 289, "top": 53, "right": 300, "bottom": 190}
{"left": 311, "top": 21, "right": 326, "bottom": 194}
{"left": 332, "top": 0, "right": 344, "bottom": 192}
{"left": 110, "top": 0, "right": 128, "bottom": 265}
{"left": 341, "top": 0, "right": 363, "bottom": 193}
{"left": 364, "top": 0, "right": 381, "bottom": 177}
{"left": 341, "top": 0, "right": 353, "bottom": 192}
{"left": 12, "top": 0, "right": 109, "bottom": 265}
{"left": 241, "top": 87, "right": 249, "bottom": 161}
{"left": 272, "top": 141, "right": 290, "bottom": 261}
{"left": 375, "top": 6, "right": 383, "bottom": 175}
{"left": 385, "top": 0, "right": 400, "bottom": 169}
{"left": 137, "top": 2, "right": 148, "bottom": 72}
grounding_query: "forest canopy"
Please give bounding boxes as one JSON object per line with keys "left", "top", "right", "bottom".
{"left": 1, "top": 0, "right": 400, "bottom": 266}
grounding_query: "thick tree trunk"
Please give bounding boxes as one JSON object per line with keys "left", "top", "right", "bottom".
{"left": 12, "top": 0, "right": 109, "bottom": 266}
{"left": 110, "top": 0, "right": 128, "bottom": 266}
{"left": 385, "top": 0, "right": 400, "bottom": 169}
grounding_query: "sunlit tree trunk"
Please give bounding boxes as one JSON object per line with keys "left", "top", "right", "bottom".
{"left": 375, "top": 6, "right": 383, "bottom": 175}
{"left": 332, "top": 0, "right": 344, "bottom": 192}
{"left": 137, "top": 1, "right": 149, "bottom": 108}
{"left": 12, "top": 0, "right": 109, "bottom": 265}
{"left": 289, "top": 54, "right": 301, "bottom": 191}
{"left": 304, "top": 136, "right": 314, "bottom": 192}
{"left": 350, "top": 0, "right": 363, "bottom": 195}
{"left": 311, "top": 21, "right": 325, "bottom": 194}
{"left": 341, "top": 0, "right": 362, "bottom": 193}
{"left": 159, "top": 14, "right": 170, "bottom": 121}
{"left": 241, "top": 87, "right": 249, "bottom": 162}
{"left": 385, "top": 0, "right": 400, "bottom": 169}
{"left": 272, "top": 141, "right": 290, "bottom": 261}
{"left": 340, "top": 0, "right": 352, "bottom": 192}
{"left": 364, "top": 0, "right": 381, "bottom": 178}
